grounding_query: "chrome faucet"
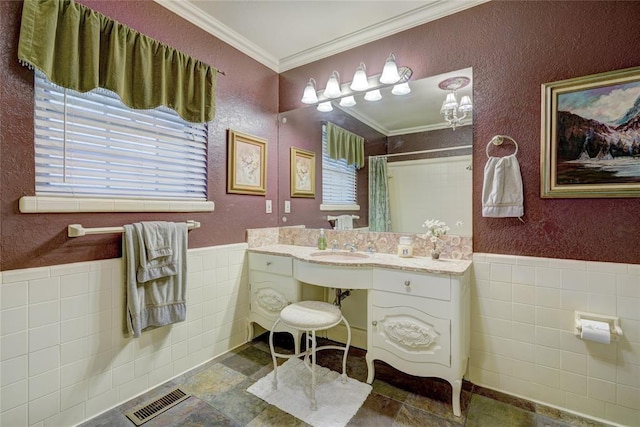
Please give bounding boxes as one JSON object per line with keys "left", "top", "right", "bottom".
{"left": 343, "top": 242, "right": 358, "bottom": 252}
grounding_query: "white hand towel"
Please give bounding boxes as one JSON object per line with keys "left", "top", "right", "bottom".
{"left": 335, "top": 215, "right": 353, "bottom": 230}
{"left": 482, "top": 155, "right": 524, "bottom": 218}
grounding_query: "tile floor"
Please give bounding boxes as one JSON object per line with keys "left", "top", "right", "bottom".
{"left": 81, "top": 334, "right": 612, "bottom": 427}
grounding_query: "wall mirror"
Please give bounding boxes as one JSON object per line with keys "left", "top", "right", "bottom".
{"left": 277, "top": 67, "right": 473, "bottom": 236}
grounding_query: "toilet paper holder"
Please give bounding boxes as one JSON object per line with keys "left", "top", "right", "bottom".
{"left": 574, "top": 311, "right": 623, "bottom": 341}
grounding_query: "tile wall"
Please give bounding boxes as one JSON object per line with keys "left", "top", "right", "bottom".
{"left": 2, "top": 244, "right": 638, "bottom": 426}
{"left": 0, "top": 243, "right": 249, "bottom": 426}
{"left": 471, "top": 253, "right": 640, "bottom": 426}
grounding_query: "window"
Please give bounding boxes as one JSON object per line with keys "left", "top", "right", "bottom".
{"left": 33, "top": 72, "right": 208, "bottom": 201}
{"left": 321, "top": 124, "right": 359, "bottom": 210}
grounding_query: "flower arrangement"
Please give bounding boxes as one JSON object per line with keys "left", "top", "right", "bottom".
{"left": 422, "top": 219, "right": 450, "bottom": 243}
{"left": 421, "top": 219, "right": 450, "bottom": 259}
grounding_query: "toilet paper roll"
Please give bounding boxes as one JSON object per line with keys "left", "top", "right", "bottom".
{"left": 580, "top": 319, "right": 611, "bottom": 344}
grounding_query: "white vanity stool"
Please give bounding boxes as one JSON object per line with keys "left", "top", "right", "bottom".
{"left": 268, "top": 300, "right": 352, "bottom": 411}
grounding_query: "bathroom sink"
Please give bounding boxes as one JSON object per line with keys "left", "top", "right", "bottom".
{"left": 309, "top": 251, "right": 370, "bottom": 261}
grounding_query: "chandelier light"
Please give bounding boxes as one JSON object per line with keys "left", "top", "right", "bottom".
{"left": 301, "top": 53, "right": 413, "bottom": 112}
{"left": 438, "top": 76, "right": 473, "bottom": 130}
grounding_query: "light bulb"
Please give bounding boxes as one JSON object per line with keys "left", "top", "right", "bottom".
{"left": 379, "top": 53, "right": 400, "bottom": 84}
{"left": 364, "top": 89, "right": 382, "bottom": 101}
{"left": 391, "top": 82, "right": 411, "bottom": 95}
{"left": 339, "top": 96, "right": 356, "bottom": 107}
{"left": 350, "top": 62, "right": 369, "bottom": 91}
{"left": 443, "top": 92, "right": 458, "bottom": 109}
{"left": 317, "top": 101, "right": 333, "bottom": 112}
{"left": 458, "top": 95, "right": 473, "bottom": 112}
{"left": 323, "top": 71, "right": 341, "bottom": 99}
{"left": 300, "top": 78, "right": 318, "bottom": 104}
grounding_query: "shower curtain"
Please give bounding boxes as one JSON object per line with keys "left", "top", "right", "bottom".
{"left": 368, "top": 157, "right": 391, "bottom": 232}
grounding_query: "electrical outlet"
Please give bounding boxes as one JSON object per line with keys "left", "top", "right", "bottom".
{"left": 265, "top": 200, "right": 272, "bottom": 213}
{"left": 284, "top": 200, "right": 291, "bottom": 213}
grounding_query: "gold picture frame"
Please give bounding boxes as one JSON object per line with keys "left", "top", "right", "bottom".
{"left": 541, "top": 66, "right": 640, "bottom": 198}
{"left": 290, "top": 147, "right": 315, "bottom": 198}
{"left": 227, "top": 130, "right": 267, "bottom": 195}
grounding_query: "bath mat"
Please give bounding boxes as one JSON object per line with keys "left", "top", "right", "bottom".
{"left": 247, "top": 357, "right": 372, "bottom": 427}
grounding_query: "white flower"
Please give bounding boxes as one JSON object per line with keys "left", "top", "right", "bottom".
{"left": 421, "top": 219, "right": 450, "bottom": 241}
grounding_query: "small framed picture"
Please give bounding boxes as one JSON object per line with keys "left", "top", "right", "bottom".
{"left": 541, "top": 66, "right": 640, "bottom": 198}
{"left": 227, "top": 130, "right": 267, "bottom": 195}
{"left": 290, "top": 147, "right": 315, "bottom": 198}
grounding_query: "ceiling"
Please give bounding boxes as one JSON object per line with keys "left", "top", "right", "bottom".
{"left": 154, "top": 0, "right": 484, "bottom": 133}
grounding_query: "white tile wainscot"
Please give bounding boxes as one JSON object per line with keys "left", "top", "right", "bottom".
{"left": 0, "top": 243, "right": 249, "bottom": 426}
{"left": 471, "top": 253, "right": 640, "bottom": 427}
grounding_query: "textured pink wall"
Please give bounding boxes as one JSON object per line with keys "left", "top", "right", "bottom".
{"left": 1, "top": 0, "right": 279, "bottom": 270}
{"left": 3, "top": 1, "right": 640, "bottom": 270}
{"left": 279, "top": 1, "right": 640, "bottom": 264}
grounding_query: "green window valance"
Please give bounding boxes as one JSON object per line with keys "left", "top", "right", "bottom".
{"left": 18, "top": 0, "right": 217, "bottom": 123}
{"left": 326, "top": 122, "right": 365, "bottom": 168}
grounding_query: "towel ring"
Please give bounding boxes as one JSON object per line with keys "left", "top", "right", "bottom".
{"left": 486, "top": 135, "right": 518, "bottom": 158}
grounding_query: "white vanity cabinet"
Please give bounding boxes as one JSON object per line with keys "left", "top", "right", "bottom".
{"left": 367, "top": 267, "right": 471, "bottom": 417}
{"left": 247, "top": 252, "right": 325, "bottom": 352}
{"left": 247, "top": 252, "right": 303, "bottom": 350}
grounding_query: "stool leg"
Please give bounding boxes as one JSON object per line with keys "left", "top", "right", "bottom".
{"left": 309, "top": 329, "right": 317, "bottom": 411}
{"left": 269, "top": 319, "right": 281, "bottom": 390}
{"left": 340, "top": 316, "right": 351, "bottom": 384}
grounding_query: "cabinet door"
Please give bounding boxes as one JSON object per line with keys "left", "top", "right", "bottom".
{"left": 370, "top": 291, "right": 451, "bottom": 367}
{"left": 250, "top": 271, "right": 299, "bottom": 320}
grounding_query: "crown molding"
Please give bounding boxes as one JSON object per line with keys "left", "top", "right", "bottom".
{"left": 154, "top": 0, "right": 280, "bottom": 72}
{"left": 279, "top": 0, "right": 489, "bottom": 72}
{"left": 155, "top": 0, "right": 489, "bottom": 73}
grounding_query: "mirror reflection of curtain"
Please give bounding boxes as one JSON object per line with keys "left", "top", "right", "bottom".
{"left": 368, "top": 157, "right": 391, "bottom": 231}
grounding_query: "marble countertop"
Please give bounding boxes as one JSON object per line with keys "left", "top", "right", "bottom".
{"left": 248, "top": 244, "right": 472, "bottom": 276}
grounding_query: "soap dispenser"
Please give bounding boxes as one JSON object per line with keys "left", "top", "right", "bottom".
{"left": 317, "top": 228, "right": 327, "bottom": 250}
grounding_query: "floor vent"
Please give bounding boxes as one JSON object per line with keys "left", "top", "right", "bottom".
{"left": 125, "top": 388, "right": 190, "bottom": 425}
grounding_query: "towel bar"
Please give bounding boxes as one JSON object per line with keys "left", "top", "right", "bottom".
{"left": 68, "top": 220, "right": 200, "bottom": 237}
{"left": 327, "top": 215, "right": 360, "bottom": 220}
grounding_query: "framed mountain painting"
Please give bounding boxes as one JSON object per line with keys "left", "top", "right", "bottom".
{"left": 541, "top": 66, "right": 640, "bottom": 198}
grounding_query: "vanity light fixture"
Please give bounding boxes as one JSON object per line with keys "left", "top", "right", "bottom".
{"left": 323, "top": 71, "right": 342, "bottom": 99}
{"left": 364, "top": 89, "right": 382, "bottom": 101}
{"left": 317, "top": 101, "right": 333, "bottom": 112}
{"left": 301, "top": 78, "right": 319, "bottom": 104}
{"left": 379, "top": 53, "right": 400, "bottom": 84}
{"left": 300, "top": 53, "right": 413, "bottom": 112}
{"left": 391, "top": 82, "right": 411, "bottom": 95}
{"left": 350, "top": 62, "right": 369, "bottom": 91}
{"left": 439, "top": 76, "right": 473, "bottom": 130}
{"left": 339, "top": 96, "right": 357, "bottom": 107}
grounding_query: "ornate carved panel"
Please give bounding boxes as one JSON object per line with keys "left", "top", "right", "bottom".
{"left": 255, "top": 288, "right": 289, "bottom": 312}
{"left": 381, "top": 315, "right": 439, "bottom": 351}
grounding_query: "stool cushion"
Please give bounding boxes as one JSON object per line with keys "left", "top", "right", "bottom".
{"left": 280, "top": 301, "right": 342, "bottom": 330}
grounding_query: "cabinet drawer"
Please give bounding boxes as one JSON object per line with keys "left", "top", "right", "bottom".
{"left": 373, "top": 268, "right": 450, "bottom": 301}
{"left": 249, "top": 252, "right": 293, "bottom": 276}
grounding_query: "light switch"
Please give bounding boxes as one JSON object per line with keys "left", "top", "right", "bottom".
{"left": 266, "top": 200, "right": 272, "bottom": 213}
{"left": 284, "top": 200, "right": 291, "bottom": 213}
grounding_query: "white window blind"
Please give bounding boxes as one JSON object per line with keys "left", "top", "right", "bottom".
{"left": 322, "top": 124, "right": 357, "bottom": 205}
{"left": 34, "top": 72, "right": 208, "bottom": 200}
